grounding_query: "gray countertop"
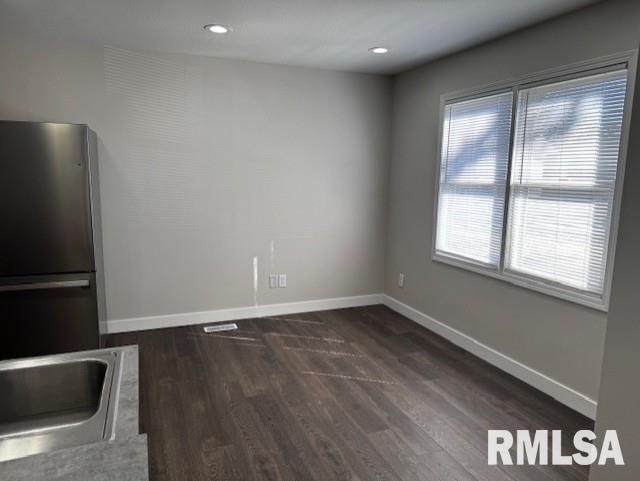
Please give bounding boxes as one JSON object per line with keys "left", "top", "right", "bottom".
{"left": 0, "top": 345, "right": 148, "bottom": 481}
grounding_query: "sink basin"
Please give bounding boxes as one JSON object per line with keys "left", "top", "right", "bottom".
{"left": 0, "top": 350, "right": 123, "bottom": 462}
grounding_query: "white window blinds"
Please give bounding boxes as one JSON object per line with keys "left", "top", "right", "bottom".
{"left": 505, "top": 69, "right": 628, "bottom": 295}
{"left": 433, "top": 62, "right": 630, "bottom": 309}
{"left": 435, "top": 91, "right": 513, "bottom": 266}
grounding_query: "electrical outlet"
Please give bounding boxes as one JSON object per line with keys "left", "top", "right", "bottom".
{"left": 398, "top": 273, "right": 405, "bottom": 288}
{"left": 278, "top": 274, "right": 287, "bottom": 288}
{"left": 269, "top": 275, "right": 278, "bottom": 289}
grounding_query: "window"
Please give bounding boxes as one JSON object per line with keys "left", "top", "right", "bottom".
{"left": 435, "top": 92, "right": 513, "bottom": 267}
{"left": 433, "top": 59, "right": 632, "bottom": 310}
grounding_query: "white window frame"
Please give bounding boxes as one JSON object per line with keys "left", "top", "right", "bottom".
{"left": 431, "top": 51, "right": 638, "bottom": 312}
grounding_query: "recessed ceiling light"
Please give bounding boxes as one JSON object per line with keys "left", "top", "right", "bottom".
{"left": 369, "top": 47, "right": 389, "bottom": 54}
{"left": 204, "top": 24, "right": 232, "bottom": 34}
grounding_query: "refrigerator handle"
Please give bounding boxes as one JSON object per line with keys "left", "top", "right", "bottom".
{"left": 0, "top": 280, "right": 90, "bottom": 292}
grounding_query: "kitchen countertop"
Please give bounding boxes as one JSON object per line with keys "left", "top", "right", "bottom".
{"left": 0, "top": 346, "right": 148, "bottom": 481}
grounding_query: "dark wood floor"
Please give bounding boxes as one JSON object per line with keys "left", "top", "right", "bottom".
{"left": 107, "top": 305, "right": 592, "bottom": 481}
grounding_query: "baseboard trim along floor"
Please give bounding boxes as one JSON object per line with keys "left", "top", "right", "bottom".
{"left": 107, "top": 304, "right": 590, "bottom": 481}
{"left": 106, "top": 292, "right": 597, "bottom": 419}
{"left": 382, "top": 295, "right": 598, "bottom": 420}
{"left": 106, "top": 293, "right": 384, "bottom": 334}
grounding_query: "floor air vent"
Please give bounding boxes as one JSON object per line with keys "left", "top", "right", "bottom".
{"left": 203, "top": 323, "right": 238, "bottom": 333}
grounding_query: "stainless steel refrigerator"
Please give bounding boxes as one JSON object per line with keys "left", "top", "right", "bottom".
{"left": 0, "top": 121, "right": 106, "bottom": 360}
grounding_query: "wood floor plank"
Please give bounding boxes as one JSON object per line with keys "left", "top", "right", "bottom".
{"left": 314, "top": 396, "right": 405, "bottom": 481}
{"left": 368, "top": 429, "right": 446, "bottom": 481}
{"left": 249, "top": 393, "right": 329, "bottom": 481}
{"left": 201, "top": 445, "right": 243, "bottom": 481}
{"left": 273, "top": 377, "right": 356, "bottom": 481}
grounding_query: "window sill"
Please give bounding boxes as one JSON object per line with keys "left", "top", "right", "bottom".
{"left": 432, "top": 252, "right": 608, "bottom": 312}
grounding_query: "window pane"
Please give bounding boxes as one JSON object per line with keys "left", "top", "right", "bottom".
{"left": 508, "top": 187, "right": 612, "bottom": 293}
{"left": 506, "top": 69, "right": 628, "bottom": 295}
{"left": 435, "top": 91, "right": 513, "bottom": 266}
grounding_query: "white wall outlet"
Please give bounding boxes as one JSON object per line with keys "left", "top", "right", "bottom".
{"left": 278, "top": 274, "right": 287, "bottom": 288}
{"left": 269, "top": 275, "right": 278, "bottom": 289}
{"left": 398, "top": 273, "right": 405, "bottom": 288}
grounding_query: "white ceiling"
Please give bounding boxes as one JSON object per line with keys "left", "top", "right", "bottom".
{"left": 0, "top": 0, "right": 596, "bottom": 74}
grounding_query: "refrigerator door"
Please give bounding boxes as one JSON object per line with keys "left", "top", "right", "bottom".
{"left": 0, "top": 121, "right": 94, "bottom": 277}
{"left": 0, "top": 273, "right": 100, "bottom": 360}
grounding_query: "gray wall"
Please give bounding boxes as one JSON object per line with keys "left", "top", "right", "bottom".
{"left": 589, "top": 45, "right": 640, "bottom": 481}
{"left": 0, "top": 37, "right": 391, "bottom": 322}
{"left": 385, "top": 0, "right": 640, "bottom": 401}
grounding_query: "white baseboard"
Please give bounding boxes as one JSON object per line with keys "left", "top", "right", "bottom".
{"left": 107, "top": 290, "right": 596, "bottom": 419}
{"left": 383, "top": 295, "right": 597, "bottom": 420}
{"left": 106, "top": 293, "right": 384, "bottom": 334}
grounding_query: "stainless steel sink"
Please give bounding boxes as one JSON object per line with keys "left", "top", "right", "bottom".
{"left": 0, "top": 350, "right": 123, "bottom": 462}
